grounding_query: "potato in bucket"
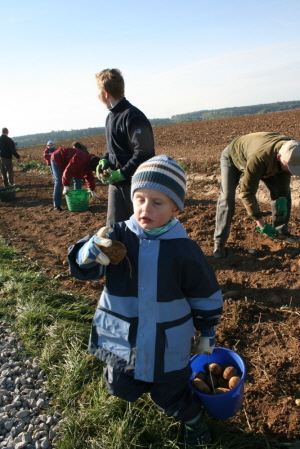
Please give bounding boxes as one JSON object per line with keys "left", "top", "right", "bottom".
{"left": 190, "top": 347, "right": 246, "bottom": 419}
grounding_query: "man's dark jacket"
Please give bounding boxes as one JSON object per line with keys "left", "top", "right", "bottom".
{"left": 0, "top": 134, "right": 20, "bottom": 160}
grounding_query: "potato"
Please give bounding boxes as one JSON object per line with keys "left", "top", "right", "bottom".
{"left": 192, "top": 378, "right": 211, "bottom": 394}
{"left": 206, "top": 374, "right": 218, "bottom": 388}
{"left": 101, "top": 241, "right": 127, "bottom": 265}
{"left": 214, "top": 387, "right": 230, "bottom": 395}
{"left": 229, "top": 376, "right": 241, "bottom": 389}
{"left": 195, "top": 371, "right": 207, "bottom": 381}
{"left": 208, "top": 363, "right": 223, "bottom": 376}
{"left": 217, "top": 377, "right": 229, "bottom": 388}
{"left": 223, "top": 365, "right": 238, "bottom": 380}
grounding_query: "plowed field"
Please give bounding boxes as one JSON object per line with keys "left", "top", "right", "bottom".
{"left": 1, "top": 109, "right": 300, "bottom": 443}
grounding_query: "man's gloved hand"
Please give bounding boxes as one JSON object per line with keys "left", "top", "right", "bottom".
{"left": 195, "top": 335, "right": 215, "bottom": 355}
{"left": 96, "top": 159, "right": 110, "bottom": 179}
{"left": 63, "top": 186, "right": 70, "bottom": 195}
{"left": 80, "top": 226, "right": 112, "bottom": 265}
{"left": 101, "top": 169, "right": 124, "bottom": 185}
{"left": 90, "top": 190, "right": 100, "bottom": 199}
{"left": 275, "top": 197, "right": 287, "bottom": 221}
{"left": 256, "top": 223, "right": 280, "bottom": 240}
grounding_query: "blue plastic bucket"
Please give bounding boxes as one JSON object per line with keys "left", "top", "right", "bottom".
{"left": 190, "top": 347, "right": 246, "bottom": 419}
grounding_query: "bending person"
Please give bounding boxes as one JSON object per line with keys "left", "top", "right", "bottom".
{"left": 50, "top": 147, "right": 100, "bottom": 212}
{"left": 213, "top": 132, "right": 300, "bottom": 258}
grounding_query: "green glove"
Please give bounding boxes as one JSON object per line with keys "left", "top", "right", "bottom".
{"left": 275, "top": 197, "right": 287, "bottom": 221}
{"left": 101, "top": 169, "right": 124, "bottom": 185}
{"left": 256, "top": 223, "right": 280, "bottom": 240}
{"left": 96, "top": 159, "right": 110, "bottom": 180}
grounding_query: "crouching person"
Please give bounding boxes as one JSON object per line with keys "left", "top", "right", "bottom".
{"left": 68, "top": 155, "right": 223, "bottom": 448}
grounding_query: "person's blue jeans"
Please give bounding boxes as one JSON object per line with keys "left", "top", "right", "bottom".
{"left": 51, "top": 160, "right": 82, "bottom": 208}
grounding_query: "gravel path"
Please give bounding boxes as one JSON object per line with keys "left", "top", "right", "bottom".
{"left": 0, "top": 321, "right": 61, "bottom": 449}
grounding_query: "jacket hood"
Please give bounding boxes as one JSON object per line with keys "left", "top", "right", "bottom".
{"left": 125, "top": 215, "right": 188, "bottom": 240}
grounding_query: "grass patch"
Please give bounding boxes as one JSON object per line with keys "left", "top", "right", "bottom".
{"left": 18, "top": 160, "right": 50, "bottom": 174}
{"left": 0, "top": 239, "right": 283, "bottom": 449}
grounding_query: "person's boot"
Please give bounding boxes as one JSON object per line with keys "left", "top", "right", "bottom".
{"left": 276, "top": 225, "right": 300, "bottom": 244}
{"left": 183, "top": 411, "right": 211, "bottom": 448}
{"left": 213, "top": 241, "right": 226, "bottom": 259}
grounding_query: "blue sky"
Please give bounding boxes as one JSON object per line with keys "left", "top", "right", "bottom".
{"left": 2, "top": 0, "right": 300, "bottom": 138}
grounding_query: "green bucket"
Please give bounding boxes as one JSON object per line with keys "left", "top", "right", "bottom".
{"left": 0, "top": 186, "right": 16, "bottom": 202}
{"left": 66, "top": 189, "right": 90, "bottom": 212}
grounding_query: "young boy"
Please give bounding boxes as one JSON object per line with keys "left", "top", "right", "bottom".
{"left": 95, "top": 68, "right": 155, "bottom": 226}
{"left": 68, "top": 155, "right": 223, "bottom": 447}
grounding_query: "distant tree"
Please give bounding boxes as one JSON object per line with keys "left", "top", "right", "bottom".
{"left": 14, "top": 100, "right": 300, "bottom": 148}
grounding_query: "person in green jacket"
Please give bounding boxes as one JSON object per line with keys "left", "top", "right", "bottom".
{"left": 213, "top": 132, "right": 300, "bottom": 259}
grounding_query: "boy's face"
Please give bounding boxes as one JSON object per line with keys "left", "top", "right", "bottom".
{"left": 133, "top": 188, "right": 180, "bottom": 230}
{"left": 97, "top": 87, "right": 110, "bottom": 108}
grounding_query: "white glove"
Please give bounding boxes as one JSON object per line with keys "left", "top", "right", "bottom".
{"left": 63, "top": 186, "right": 70, "bottom": 195}
{"left": 80, "top": 226, "right": 112, "bottom": 266}
{"left": 195, "top": 336, "right": 215, "bottom": 355}
{"left": 91, "top": 190, "right": 100, "bottom": 199}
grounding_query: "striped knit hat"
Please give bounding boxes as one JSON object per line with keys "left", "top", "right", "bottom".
{"left": 131, "top": 155, "right": 186, "bottom": 211}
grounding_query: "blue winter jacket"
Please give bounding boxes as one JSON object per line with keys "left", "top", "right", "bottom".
{"left": 68, "top": 216, "right": 223, "bottom": 383}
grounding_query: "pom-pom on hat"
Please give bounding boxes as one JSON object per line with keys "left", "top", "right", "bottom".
{"left": 131, "top": 155, "right": 186, "bottom": 211}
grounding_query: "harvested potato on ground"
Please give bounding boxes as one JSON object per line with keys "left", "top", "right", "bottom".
{"left": 214, "top": 387, "right": 230, "bottom": 395}
{"left": 195, "top": 371, "right": 207, "bottom": 381}
{"left": 192, "top": 378, "right": 211, "bottom": 394}
{"left": 206, "top": 374, "right": 218, "bottom": 388}
{"left": 208, "top": 363, "right": 223, "bottom": 376}
{"left": 101, "top": 241, "right": 127, "bottom": 265}
{"left": 223, "top": 365, "right": 238, "bottom": 380}
{"left": 229, "top": 376, "right": 241, "bottom": 389}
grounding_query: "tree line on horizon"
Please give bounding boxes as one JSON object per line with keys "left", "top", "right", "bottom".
{"left": 14, "top": 100, "right": 300, "bottom": 148}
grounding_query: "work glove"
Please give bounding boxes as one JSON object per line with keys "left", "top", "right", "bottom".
{"left": 96, "top": 159, "right": 110, "bottom": 179}
{"left": 195, "top": 335, "right": 215, "bottom": 355}
{"left": 90, "top": 190, "right": 100, "bottom": 199}
{"left": 275, "top": 197, "right": 287, "bottom": 221}
{"left": 256, "top": 223, "right": 279, "bottom": 240}
{"left": 101, "top": 169, "right": 124, "bottom": 185}
{"left": 80, "top": 226, "right": 112, "bottom": 265}
{"left": 63, "top": 186, "right": 70, "bottom": 195}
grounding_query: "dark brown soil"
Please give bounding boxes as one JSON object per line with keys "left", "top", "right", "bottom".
{"left": 1, "top": 109, "right": 300, "bottom": 443}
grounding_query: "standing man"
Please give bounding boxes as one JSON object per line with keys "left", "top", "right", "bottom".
{"left": 0, "top": 128, "right": 21, "bottom": 187}
{"left": 95, "top": 68, "right": 155, "bottom": 226}
{"left": 213, "top": 132, "right": 300, "bottom": 259}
